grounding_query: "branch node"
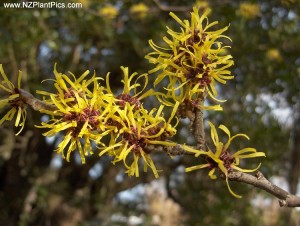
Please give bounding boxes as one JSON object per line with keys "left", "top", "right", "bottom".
{"left": 278, "top": 199, "right": 286, "bottom": 207}
{"left": 255, "top": 171, "right": 264, "bottom": 180}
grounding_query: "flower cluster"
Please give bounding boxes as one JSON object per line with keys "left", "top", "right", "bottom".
{"left": 146, "top": 7, "right": 234, "bottom": 115}
{"left": 36, "top": 65, "right": 177, "bottom": 177}
{"left": 36, "top": 65, "right": 110, "bottom": 163}
{"left": 101, "top": 66, "right": 177, "bottom": 177}
{"left": 0, "top": 65, "right": 27, "bottom": 135}
{"left": 184, "top": 122, "right": 265, "bottom": 198}
{"left": 99, "top": 103, "right": 177, "bottom": 178}
{"left": 0, "top": 6, "right": 267, "bottom": 197}
{"left": 145, "top": 7, "right": 265, "bottom": 197}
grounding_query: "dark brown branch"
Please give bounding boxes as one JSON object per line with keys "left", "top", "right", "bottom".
{"left": 18, "top": 89, "right": 57, "bottom": 112}
{"left": 153, "top": 0, "right": 191, "bottom": 12}
{"left": 228, "top": 171, "right": 300, "bottom": 207}
{"left": 288, "top": 104, "right": 300, "bottom": 194}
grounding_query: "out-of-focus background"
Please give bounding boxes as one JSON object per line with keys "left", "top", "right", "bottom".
{"left": 0, "top": 0, "right": 299, "bottom": 225}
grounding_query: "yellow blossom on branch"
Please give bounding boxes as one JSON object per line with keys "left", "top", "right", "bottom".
{"left": 36, "top": 64, "right": 99, "bottom": 111}
{"left": 105, "top": 66, "right": 159, "bottom": 110}
{"left": 146, "top": 7, "right": 234, "bottom": 110}
{"left": 36, "top": 65, "right": 178, "bottom": 175}
{"left": 99, "top": 102, "right": 178, "bottom": 178}
{"left": 185, "top": 122, "right": 266, "bottom": 198}
{"left": 37, "top": 67, "right": 115, "bottom": 163}
{"left": 0, "top": 65, "right": 27, "bottom": 135}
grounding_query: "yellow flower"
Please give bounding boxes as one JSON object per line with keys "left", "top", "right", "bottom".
{"left": 238, "top": 3, "right": 260, "bottom": 19}
{"left": 105, "top": 66, "right": 157, "bottom": 110}
{"left": 99, "top": 5, "right": 119, "bottom": 20}
{"left": 100, "top": 66, "right": 179, "bottom": 177}
{"left": 100, "top": 102, "right": 177, "bottom": 178}
{"left": 266, "top": 49, "right": 282, "bottom": 62}
{"left": 37, "top": 67, "right": 115, "bottom": 163}
{"left": 146, "top": 7, "right": 233, "bottom": 111}
{"left": 185, "top": 122, "right": 266, "bottom": 198}
{"left": 37, "top": 65, "right": 177, "bottom": 170}
{"left": 0, "top": 65, "right": 27, "bottom": 135}
{"left": 130, "top": 3, "right": 149, "bottom": 19}
{"left": 37, "top": 64, "right": 102, "bottom": 114}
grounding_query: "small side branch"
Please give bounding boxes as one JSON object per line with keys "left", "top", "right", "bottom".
{"left": 153, "top": 0, "right": 191, "bottom": 12}
{"left": 228, "top": 171, "right": 300, "bottom": 207}
{"left": 193, "top": 107, "right": 205, "bottom": 148}
{"left": 190, "top": 97, "right": 205, "bottom": 149}
{"left": 145, "top": 143, "right": 195, "bottom": 156}
{"left": 18, "top": 89, "right": 57, "bottom": 112}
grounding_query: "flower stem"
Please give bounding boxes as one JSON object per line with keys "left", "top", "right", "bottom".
{"left": 18, "top": 89, "right": 57, "bottom": 112}
{"left": 192, "top": 97, "right": 205, "bottom": 149}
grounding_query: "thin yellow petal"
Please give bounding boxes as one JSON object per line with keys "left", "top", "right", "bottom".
{"left": 14, "top": 107, "right": 22, "bottom": 127}
{"left": 231, "top": 147, "right": 257, "bottom": 157}
{"left": 231, "top": 163, "right": 262, "bottom": 173}
{"left": 226, "top": 176, "right": 242, "bottom": 198}
{"left": 182, "top": 144, "right": 207, "bottom": 157}
{"left": 236, "top": 152, "right": 266, "bottom": 159}
{"left": 208, "top": 121, "right": 219, "bottom": 146}
{"left": 218, "top": 124, "right": 231, "bottom": 139}
{"left": 208, "top": 168, "right": 217, "bottom": 179}
{"left": 185, "top": 163, "right": 210, "bottom": 172}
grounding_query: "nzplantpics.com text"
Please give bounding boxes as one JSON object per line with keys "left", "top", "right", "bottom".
{"left": 3, "top": 2, "right": 83, "bottom": 9}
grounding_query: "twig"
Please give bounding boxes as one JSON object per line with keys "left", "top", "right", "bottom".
{"left": 16, "top": 88, "right": 300, "bottom": 208}
{"left": 193, "top": 107, "right": 205, "bottom": 148}
{"left": 145, "top": 143, "right": 195, "bottom": 156}
{"left": 228, "top": 171, "right": 300, "bottom": 207}
{"left": 18, "top": 89, "right": 57, "bottom": 112}
{"left": 153, "top": 0, "right": 191, "bottom": 12}
{"left": 190, "top": 97, "right": 205, "bottom": 149}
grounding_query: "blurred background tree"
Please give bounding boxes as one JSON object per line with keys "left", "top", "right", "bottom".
{"left": 0, "top": 0, "right": 299, "bottom": 225}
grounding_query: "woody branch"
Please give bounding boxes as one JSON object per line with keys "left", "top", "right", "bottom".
{"left": 18, "top": 89, "right": 57, "bottom": 112}
{"left": 188, "top": 95, "right": 300, "bottom": 208}
{"left": 228, "top": 171, "right": 300, "bottom": 207}
{"left": 17, "top": 87, "right": 300, "bottom": 207}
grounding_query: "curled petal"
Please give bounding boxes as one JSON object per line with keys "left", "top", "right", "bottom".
{"left": 226, "top": 176, "right": 242, "bottom": 198}
{"left": 218, "top": 124, "right": 231, "bottom": 139}
{"left": 224, "top": 133, "right": 250, "bottom": 150}
{"left": 232, "top": 147, "right": 256, "bottom": 157}
{"left": 231, "top": 163, "right": 262, "bottom": 173}
{"left": 208, "top": 168, "right": 217, "bottom": 179}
